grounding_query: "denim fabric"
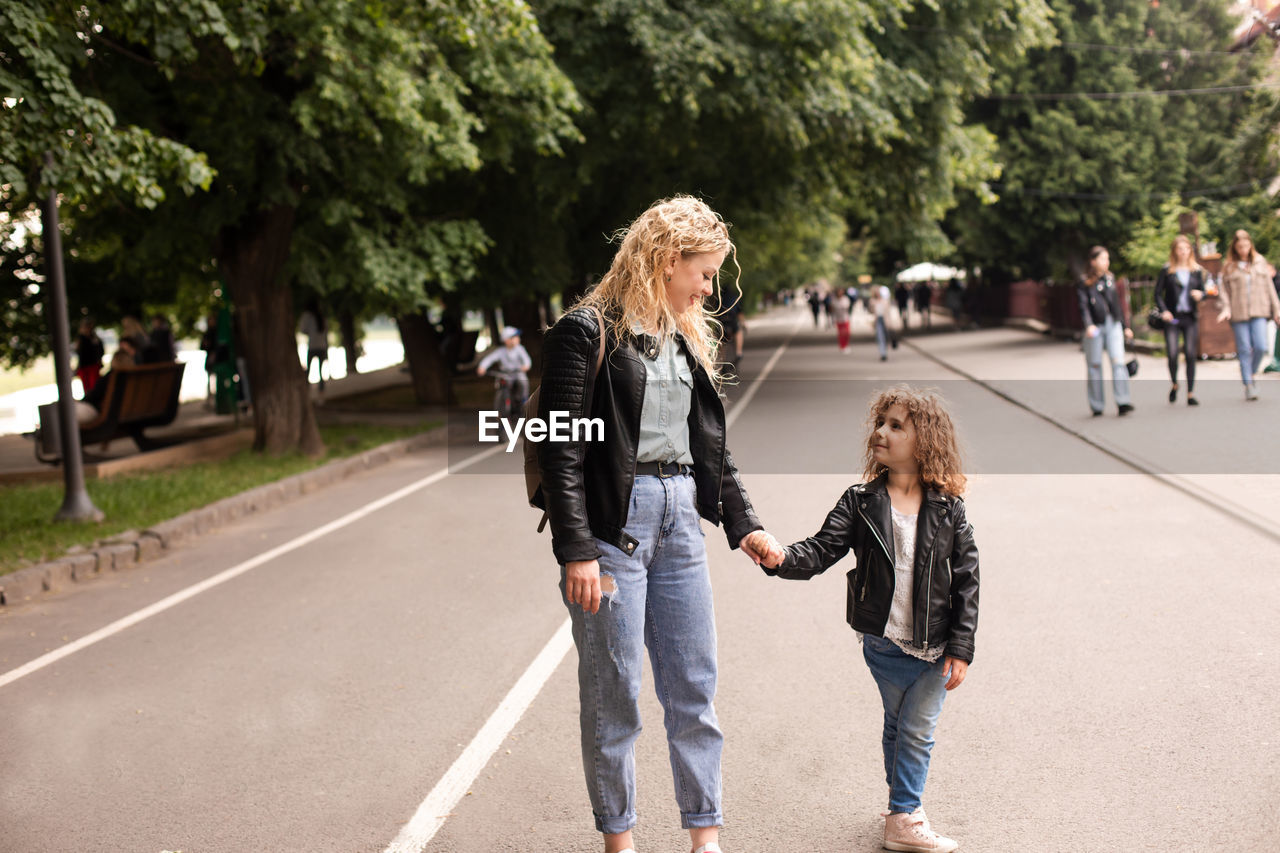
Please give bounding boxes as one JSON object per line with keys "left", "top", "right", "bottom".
{"left": 1082, "top": 315, "right": 1131, "bottom": 413}
{"left": 1231, "top": 317, "right": 1269, "bottom": 385}
{"left": 875, "top": 316, "right": 889, "bottom": 358}
{"left": 862, "top": 634, "right": 949, "bottom": 814}
{"left": 561, "top": 472, "right": 722, "bottom": 834}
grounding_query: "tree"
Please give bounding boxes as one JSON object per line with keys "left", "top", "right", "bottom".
{"left": 4, "top": 1, "right": 579, "bottom": 448}
{"left": 947, "top": 0, "right": 1268, "bottom": 281}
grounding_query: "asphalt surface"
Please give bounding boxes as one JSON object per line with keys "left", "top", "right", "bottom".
{"left": 2, "top": 304, "right": 1277, "bottom": 852}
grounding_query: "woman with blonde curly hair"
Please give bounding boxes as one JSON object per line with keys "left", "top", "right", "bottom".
{"left": 536, "top": 195, "right": 773, "bottom": 853}
{"left": 749, "top": 385, "right": 980, "bottom": 853}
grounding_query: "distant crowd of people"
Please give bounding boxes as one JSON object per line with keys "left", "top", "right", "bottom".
{"left": 73, "top": 313, "right": 180, "bottom": 424}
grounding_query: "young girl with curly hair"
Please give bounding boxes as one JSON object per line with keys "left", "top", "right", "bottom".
{"left": 749, "top": 386, "right": 979, "bottom": 853}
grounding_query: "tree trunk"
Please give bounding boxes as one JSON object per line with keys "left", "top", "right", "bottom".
{"left": 396, "top": 311, "right": 450, "bottom": 404}
{"left": 217, "top": 204, "right": 324, "bottom": 457}
{"left": 484, "top": 307, "right": 501, "bottom": 350}
{"left": 339, "top": 309, "right": 360, "bottom": 374}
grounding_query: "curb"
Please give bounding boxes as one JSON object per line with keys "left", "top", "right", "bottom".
{"left": 0, "top": 425, "right": 448, "bottom": 608}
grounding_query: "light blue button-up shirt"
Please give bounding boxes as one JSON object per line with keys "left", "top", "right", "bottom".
{"left": 635, "top": 334, "right": 694, "bottom": 465}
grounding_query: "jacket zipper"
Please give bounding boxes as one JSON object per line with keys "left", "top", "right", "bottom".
{"left": 855, "top": 496, "right": 893, "bottom": 602}
{"left": 924, "top": 541, "right": 935, "bottom": 649}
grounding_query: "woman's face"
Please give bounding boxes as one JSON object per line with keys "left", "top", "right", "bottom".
{"left": 664, "top": 250, "right": 727, "bottom": 315}
{"left": 1235, "top": 233, "right": 1252, "bottom": 257}
{"left": 1174, "top": 241, "right": 1192, "bottom": 264}
{"left": 1091, "top": 250, "right": 1110, "bottom": 274}
{"left": 870, "top": 403, "right": 919, "bottom": 475}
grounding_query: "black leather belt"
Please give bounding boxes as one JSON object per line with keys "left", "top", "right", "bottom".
{"left": 635, "top": 461, "right": 693, "bottom": 478}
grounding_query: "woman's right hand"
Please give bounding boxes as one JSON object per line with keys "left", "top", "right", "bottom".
{"left": 1085, "top": 324, "right": 1099, "bottom": 338}
{"left": 1161, "top": 310, "right": 1173, "bottom": 323}
{"left": 566, "top": 559, "right": 603, "bottom": 614}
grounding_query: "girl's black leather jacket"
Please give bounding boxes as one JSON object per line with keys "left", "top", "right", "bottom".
{"left": 536, "top": 307, "right": 762, "bottom": 566}
{"left": 1153, "top": 265, "right": 1205, "bottom": 316}
{"left": 765, "top": 475, "right": 979, "bottom": 663}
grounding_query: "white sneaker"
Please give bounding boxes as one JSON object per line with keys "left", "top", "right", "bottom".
{"left": 1246, "top": 384, "right": 1259, "bottom": 401}
{"left": 883, "top": 808, "right": 958, "bottom": 852}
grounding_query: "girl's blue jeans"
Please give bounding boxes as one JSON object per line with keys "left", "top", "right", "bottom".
{"left": 862, "top": 634, "right": 950, "bottom": 814}
{"left": 561, "top": 472, "right": 723, "bottom": 835}
{"left": 1231, "top": 317, "right": 1269, "bottom": 384}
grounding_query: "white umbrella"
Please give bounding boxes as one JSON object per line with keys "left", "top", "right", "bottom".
{"left": 896, "top": 262, "right": 964, "bottom": 283}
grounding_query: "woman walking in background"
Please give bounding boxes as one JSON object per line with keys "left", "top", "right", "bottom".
{"left": 1077, "top": 246, "right": 1134, "bottom": 416}
{"left": 1217, "top": 229, "right": 1280, "bottom": 400}
{"left": 1154, "top": 235, "right": 1205, "bottom": 406}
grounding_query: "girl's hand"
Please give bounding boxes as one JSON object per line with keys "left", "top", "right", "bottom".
{"left": 1085, "top": 324, "right": 1098, "bottom": 338}
{"left": 1123, "top": 327, "right": 1134, "bottom": 341}
{"left": 1161, "top": 310, "right": 1173, "bottom": 323}
{"left": 741, "top": 531, "right": 785, "bottom": 568}
{"left": 1191, "top": 290, "right": 1203, "bottom": 303}
{"left": 943, "top": 657, "right": 968, "bottom": 691}
{"left": 565, "top": 559, "right": 602, "bottom": 614}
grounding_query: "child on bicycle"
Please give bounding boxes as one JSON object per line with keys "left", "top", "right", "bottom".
{"left": 748, "top": 385, "right": 979, "bottom": 853}
{"left": 477, "top": 326, "right": 532, "bottom": 418}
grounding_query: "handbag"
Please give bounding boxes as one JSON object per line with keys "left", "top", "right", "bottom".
{"left": 1146, "top": 307, "right": 1166, "bottom": 331}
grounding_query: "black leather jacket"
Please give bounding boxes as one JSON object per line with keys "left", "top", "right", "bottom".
{"left": 536, "top": 307, "right": 762, "bottom": 566}
{"left": 1154, "top": 265, "right": 1205, "bottom": 317}
{"left": 1076, "top": 273, "right": 1129, "bottom": 330}
{"left": 764, "top": 475, "right": 979, "bottom": 663}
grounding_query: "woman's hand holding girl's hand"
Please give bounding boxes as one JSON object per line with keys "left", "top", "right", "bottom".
{"left": 943, "top": 657, "right": 968, "bottom": 691}
{"left": 565, "top": 559, "right": 603, "bottom": 614}
{"left": 742, "top": 531, "right": 785, "bottom": 568}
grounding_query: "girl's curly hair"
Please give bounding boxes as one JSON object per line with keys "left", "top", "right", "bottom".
{"left": 860, "top": 385, "right": 967, "bottom": 497}
{"left": 572, "top": 195, "right": 740, "bottom": 385}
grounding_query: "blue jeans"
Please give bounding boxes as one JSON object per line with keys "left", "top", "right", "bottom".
{"left": 561, "top": 473, "right": 723, "bottom": 834}
{"left": 862, "top": 635, "right": 949, "bottom": 814}
{"left": 1082, "top": 315, "right": 1131, "bottom": 413}
{"left": 1231, "top": 317, "right": 1269, "bottom": 385}
{"left": 875, "top": 316, "right": 889, "bottom": 358}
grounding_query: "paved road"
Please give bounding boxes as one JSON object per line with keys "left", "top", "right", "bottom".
{"left": 2, "top": 305, "right": 1277, "bottom": 852}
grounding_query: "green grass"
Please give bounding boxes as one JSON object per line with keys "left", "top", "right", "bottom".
{"left": 0, "top": 422, "right": 436, "bottom": 576}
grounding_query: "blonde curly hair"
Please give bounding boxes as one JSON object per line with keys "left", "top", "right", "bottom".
{"left": 573, "top": 195, "right": 740, "bottom": 383}
{"left": 860, "top": 385, "right": 967, "bottom": 497}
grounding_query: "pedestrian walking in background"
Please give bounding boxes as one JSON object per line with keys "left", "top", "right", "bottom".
{"left": 74, "top": 317, "right": 104, "bottom": 393}
{"left": 145, "top": 314, "right": 177, "bottom": 363}
{"left": 749, "top": 385, "right": 979, "bottom": 853}
{"left": 1077, "top": 246, "right": 1134, "bottom": 416}
{"left": 807, "top": 287, "right": 822, "bottom": 327}
{"left": 832, "top": 286, "right": 852, "bottom": 353}
{"left": 1154, "top": 235, "right": 1205, "bottom": 406}
{"left": 895, "top": 282, "right": 912, "bottom": 332}
{"left": 536, "top": 195, "right": 774, "bottom": 853}
{"left": 944, "top": 278, "right": 964, "bottom": 330}
{"left": 913, "top": 280, "right": 933, "bottom": 330}
{"left": 1216, "top": 229, "right": 1280, "bottom": 400}
{"left": 298, "top": 302, "right": 329, "bottom": 393}
{"left": 717, "top": 287, "right": 745, "bottom": 372}
{"left": 871, "top": 282, "right": 894, "bottom": 361}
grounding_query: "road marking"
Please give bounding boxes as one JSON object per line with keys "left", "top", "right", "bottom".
{"left": 386, "top": 314, "right": 804, "bottom": 852}
{"left": 0, "top": 445, "right": 505, "bottom": 691}
{"left": 383, "top": 620, "right": 574, "bottom": 853}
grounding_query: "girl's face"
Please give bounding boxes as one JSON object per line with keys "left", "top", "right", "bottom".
{"left": 1235, "top": 233, "right": 1252, "bottom": 257}
{"left": 1174, "top": 241, "right": 1192, "bottom": 265}
{"left": 870, "top": 403, "right": 919, "bottom": 475}
{"left": 664, "top": 250, "right": 726, "bottom": 315}
{"left": 1091, "top": 250, "right": 1110, "bottom": 275}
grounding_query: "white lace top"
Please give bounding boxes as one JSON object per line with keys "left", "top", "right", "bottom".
{"left": 878, "top": 505, "right": 945, "bottom": 663}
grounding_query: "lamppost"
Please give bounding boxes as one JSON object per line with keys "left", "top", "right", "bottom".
{"left": 40, "top": 152, "right": 103, "bottom": 522}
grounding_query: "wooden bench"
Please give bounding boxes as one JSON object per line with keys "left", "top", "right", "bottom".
{"left": 35, "top": 362, "right": 187, "bottom": 463}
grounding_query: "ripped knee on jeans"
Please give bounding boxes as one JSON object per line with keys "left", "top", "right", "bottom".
{"left": 600, "top": 571, "right": 617, "bottom": 602}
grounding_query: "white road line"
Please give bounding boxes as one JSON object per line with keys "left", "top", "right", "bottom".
{"left": 387, "top": 315, "right": 803, "bottom": 853}
{"left": 0, "top": 444, "right": 505, "bottom": 691}
{"left": 383, "top": 620, "right": 574, "bottom": 853}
